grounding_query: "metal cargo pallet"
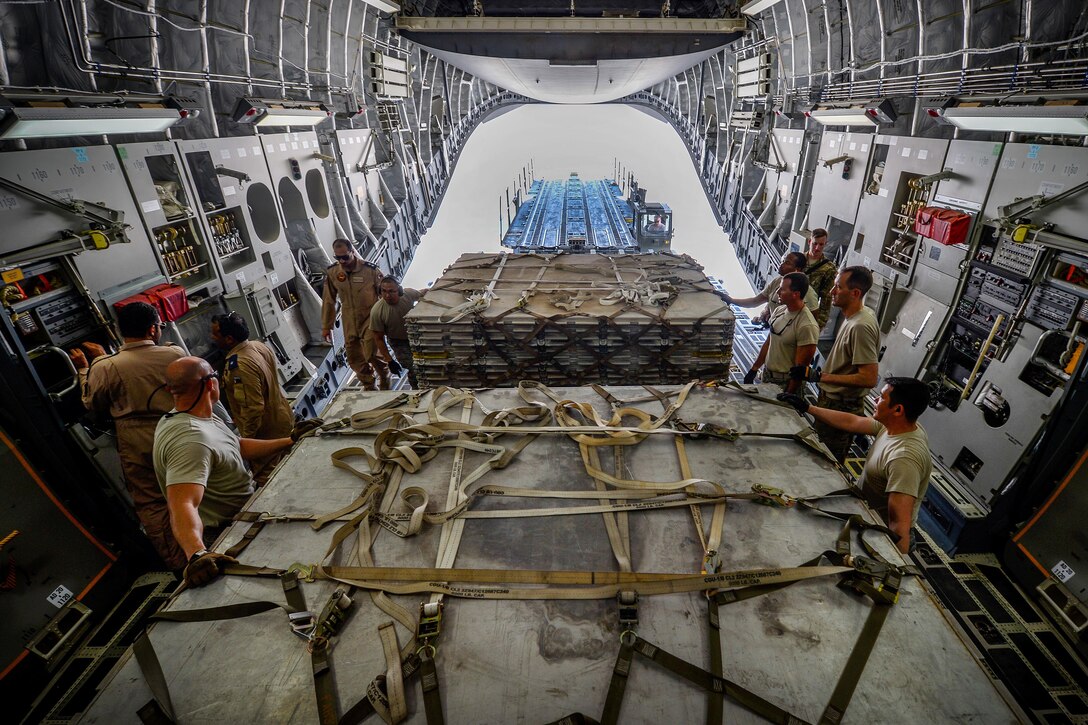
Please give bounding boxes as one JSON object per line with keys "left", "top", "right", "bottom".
{"left": 81, "top": 385, "right": 1017, "bottom": 723}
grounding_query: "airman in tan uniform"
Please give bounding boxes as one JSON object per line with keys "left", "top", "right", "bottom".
{"left": 211, "top": 312, "right": 294, "bottom": 485}
{"left": 805, "top": 228, "right": 838, "bottom": 332}
{"left": 70, "top": 301, "right": 187, "bottom": 569}
{"left": 320, "top": 238, "right": 390, "bottom": 390}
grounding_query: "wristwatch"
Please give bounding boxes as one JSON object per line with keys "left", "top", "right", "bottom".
{"left": 189, "top": 548, "right": 210, "bottom": 563}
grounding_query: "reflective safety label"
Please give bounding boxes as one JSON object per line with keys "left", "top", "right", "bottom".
{"left": 1053, "top": 560, "right": 1075, "bottom": 583}
{"left": 47, "top": 584, "right": 74, "bottom": 608}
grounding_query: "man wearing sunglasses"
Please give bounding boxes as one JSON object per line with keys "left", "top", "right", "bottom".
{"left": 743, "top": 272, "right": 819, "bottom": 392}
{"left": 69, "top": 301, "right": 188, "bottom": 569}
{"left": 320, "top": 239, "right": 390, "bottom": 391}
{"left": 153, "top": 356, "right": 295, "bottom": 587}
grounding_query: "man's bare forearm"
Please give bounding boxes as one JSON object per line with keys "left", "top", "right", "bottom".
{"left": 239, "top": 436, "right": 293, "bottom": 461}
{"left": 807, "top": 405, "right": 878, "bottom": 435}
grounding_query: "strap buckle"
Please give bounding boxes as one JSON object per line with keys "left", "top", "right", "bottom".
{"left": 617, "top": 591, "right": 639, "bottom": 630}
{"left": 314, "top": 589, "right": 354, "bottom": 640}
{"left": 841, "top": 556, "right": 903, "bottom": 604}
{"left": 289, "top": 611, "right": 316, "bottom": 640}
{"left": 286, "top": 562, "right": 316, "bottom": 583}
{"left": 751, "top": 483, "right": 795, "bottom": 508}
{"left": 257, "top": 512, "right": 292, "bottom": 522}
{"left": 673, "top": 420, "right": 740, "bottom": 441}
{"left": 416, "top": 601, "right": 444, "bottom": 646}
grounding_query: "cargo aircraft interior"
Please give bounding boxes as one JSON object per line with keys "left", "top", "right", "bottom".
{"left": 1, "top": 1, "right": 1088, "bottom": 722}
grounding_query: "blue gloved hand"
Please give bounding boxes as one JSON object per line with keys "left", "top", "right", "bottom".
{"left": 742, "top": 369, "right": 757, "bottom": 385}
{"left": 388, "top": 358, "right": 405, "bottom": 376}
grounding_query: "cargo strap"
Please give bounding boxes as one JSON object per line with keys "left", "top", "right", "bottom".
{"left": 366, "top": 621, "right": 407, "bottom": 724}
{"left": 600, "top": 634, "right": 808, "bottom": 725}
{"left": 706, "top": 596, "right": 725, "bottom": 725}
{"left": 132, "top": 574, "right": 314, "bottom": 725}
{"left": 316, "top": 563, "right": 851, "bottom": 600}
{"left": 819, "top": 560, "right": 905, "bottom": 724}
{"left": 340, "top": 653, "right": 424, "bottom": 725}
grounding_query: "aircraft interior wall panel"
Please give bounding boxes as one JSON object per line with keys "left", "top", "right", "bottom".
{"left": 766, "top": 129, "right": 804, "bottom": 228}
{"left": 931, "top": 140, "right": 1003, "bottom": 213}
{"left": 849, "top": 136, "right": 950, "bottom": 284}
{"left": 806, "top": 131, "right": 873, "bottom": 232}
{"left": 737, "top": 138, "right": 765, "bottom": 200}
{"left": 878, "top": 290, "right": 949, "bottom": 383}
{"left": 984, "top": 143, "right": 1088, "bottom": 240}
{"left": 175, "top": 137, "right": 297, "bottom": 290}
{"left": 0, "top": 145, "right": 162, "bottom": 298}
{"left": 260, "top": 132, "right": 339, "bottom": 264}
{"left": 0, "top": 427, "right": 117, "bottom": 679}
{"left": 913, "top": 238, "right": 968, "bottom": 302}
{"left": 115, "top": 140, "right": 224, "bottom": 299}
{"left": 925, "top": 324, "right": 1063, "bottom": 504}
{"left": 335, "top": 129, "right": 381, "bottom": 253}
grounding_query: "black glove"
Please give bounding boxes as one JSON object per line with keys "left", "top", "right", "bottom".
{"left": 789, "top": 364, "right": 821, "bottom": 383}
{"left": 776, "top": 393, "right": 810, "bottom": 414}
{"left": 290, "top": 417, "right": 325, "bottom": 442}
{"left": 742, "top": 369, "right": 757, "bottom": 385}
{"left": 388, "top": 358, "right": 405, "bottom": 376}
{"left": 183, "top": 551, "right": 237, "bottom": 587}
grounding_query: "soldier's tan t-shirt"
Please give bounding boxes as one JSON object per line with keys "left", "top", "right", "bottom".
{"left": 154, "top": 413, "right": 254, "bottom": 528}
{"left": 820, "top": 305, "right": 880, "bottom": 396}
{"left": 860, "top": 424, "right": 932, "bottom": 526}
{"left": 765, "top": 304, "right": 820, "bottom": 374}
{"left": 370, "top": 289, "right": 423, "bottom": 341}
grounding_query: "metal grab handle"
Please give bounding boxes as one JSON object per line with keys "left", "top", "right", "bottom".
{"left": 29, "top": 345, "right": 81, "bottom": 401}
{"left": 1029, "top": 328, "right": 1076, "bottom": 382}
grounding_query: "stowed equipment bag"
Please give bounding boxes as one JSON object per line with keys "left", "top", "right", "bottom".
{"left": 913, "top": 206, "right": 972, "bottom": 245}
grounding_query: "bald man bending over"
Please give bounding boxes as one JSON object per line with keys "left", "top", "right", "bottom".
{"left": 153, "top": 356, "right": 294, "bottom": 587}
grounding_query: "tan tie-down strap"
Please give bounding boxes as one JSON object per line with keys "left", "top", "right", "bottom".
{"left": 314, "top": 564, "right": 852, "bottom": 600}
{"left": 205, "top": 384, "right": 905, "bottom": 725}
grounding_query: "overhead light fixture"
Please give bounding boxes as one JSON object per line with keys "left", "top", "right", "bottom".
{"left": 359, "top": 0, "right": 400, "bottom": 12}
{"left": 740, "top": 0, "right": 786, "bottom": 16}
{"left": 0, "top": 93, "right": 197, "bottom": 139}
{"left": 806, "top": 99, "right": 897, "bottom": 127}
{"left": 232, "top": 97, "right": 332, "bottom": 128}
{"left": 930, "top": 105, "right": 1088, "bottom": 135}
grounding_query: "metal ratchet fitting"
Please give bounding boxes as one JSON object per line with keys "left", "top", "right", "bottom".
{"left": 617, "top": 591, "right": 639, "bottom": 630}
{"left": 289, "top": 611, "right": 316, "bottom": 641}
{"left": 314, "top": 588, "right": 354, "bottom": 640}
{"left": 413, "top": 596, "right": 443, "bottom": 644}
{"left": 750, "top": 483, "right": 795, "bottom": 508}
